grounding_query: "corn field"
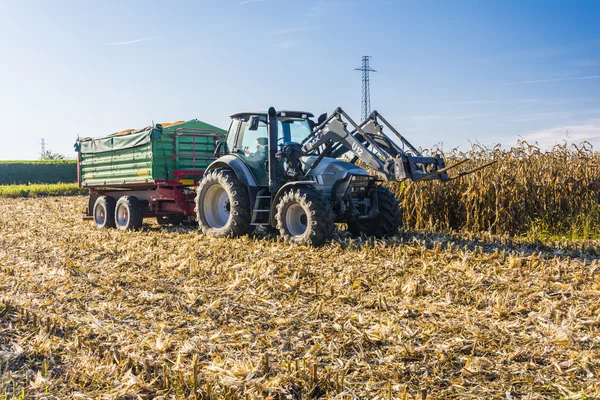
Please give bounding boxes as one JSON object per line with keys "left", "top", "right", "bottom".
{"left": 392, "top": 141, "right": 600, "bottom": 237}
{"left": 1, "top": 196, "right": 599, "bottom": 399}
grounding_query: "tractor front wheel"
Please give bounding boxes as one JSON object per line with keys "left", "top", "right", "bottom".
{"left": 347, "top": 186, "right": 402, "bottom": 238}
{"left": 276, "top": 186, "right": 335, "bottom": 246}
{"left": 196, "top": 169, "right": 252, "bottom": 237}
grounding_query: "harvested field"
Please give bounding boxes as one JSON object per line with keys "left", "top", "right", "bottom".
{"left": 1, "top": 196, "right": 599, "bottom": 399}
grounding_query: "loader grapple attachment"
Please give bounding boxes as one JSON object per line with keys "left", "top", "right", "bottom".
{"left": 301, "top": 108, "right": 494, "bottom": 182}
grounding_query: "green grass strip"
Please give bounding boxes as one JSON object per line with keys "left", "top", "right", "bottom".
{"left": 0, "top": 160, "right": 76, "bottom": 165}
{"left": 0, "top": 183, "right": 87, "bottom": 198}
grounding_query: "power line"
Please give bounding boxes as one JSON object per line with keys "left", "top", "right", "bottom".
{"left": 354, "top": 56, "right": 376, "bottom": 121}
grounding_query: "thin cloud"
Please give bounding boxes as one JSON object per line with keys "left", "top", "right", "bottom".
{"left": 504, "top": 75, "right": 600, "bottom": 85}
{"left": 106, "top": 37, "right": 153, "bottom": 46}
{"left": 277, "top": 40, "right": 299, "bottom": 49}
{"left": 410, "top": 113, "right": 499, "bottom": 123}
{"left": 448, "top": 100, "right": 496, "bottom": 105}
{"left": 270, "top": 27, "right": 314, "bottom": 36}
{"left": 524, "top": 75, "right": 600, "bottom": 84}
{"left": 570, "top": 60, "right": 600, "bottom": 68}
{"left": 409, "top": 115, "right": 442, "bottom": 122}
{"left": 238, "top": 0, "right": 267, "bottom": 5}
{"left": 519, "top": 121, "right": 600, "bottom": 149}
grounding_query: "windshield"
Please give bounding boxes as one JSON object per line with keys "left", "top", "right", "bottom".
{"left": 238, "top": 117, "right": 313, "bottom": 157}
{"left": 279, "top": 118, "right": 312, "bottom": 143}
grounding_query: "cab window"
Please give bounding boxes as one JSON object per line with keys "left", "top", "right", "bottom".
{"left": 238, "top": 119, "right": 268, "bottom": 161}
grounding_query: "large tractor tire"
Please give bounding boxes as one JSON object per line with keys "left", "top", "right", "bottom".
{"left": 275, "top": 186, "right": 335, "bottom": 246}
{"left": 115, "top": 196, "right": 143, "bottom": 231}
{"left": 347, "top": 185, "right": 402, "bottom": 238}
{"left": 196, "top": 169, "right": 252, "bottom": 237}
{"left": 93, "top": 196, "right": 116, "bottom": 229}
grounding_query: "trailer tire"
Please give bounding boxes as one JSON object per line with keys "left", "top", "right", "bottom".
{"left": 93, "top": 196, "right": 116, "bottom": 229}
{"left": 276, "top": 186, "right": 335, "bottom": 246}
{"left": 347, "top": 186, "right": 401, "bottom": 238}
{"left": 115, "top": 196, "right": 143, "bottom": 231}
{"left": 196, "top": 169, "right": 252, "bottom": 237}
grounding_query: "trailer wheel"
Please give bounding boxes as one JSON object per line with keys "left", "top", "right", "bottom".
{"left": 115, "top": 196, "right": 143, "bottom": 231}
{"left": 347, "top": 185, "right": 402, "bottom": 238}
{"left": 276, "top": 186, "right": 335, "bottom": 246}
{"left": 196, "top": 169, "right": 252, "bottom": 237}
{"left": 93, "top": 196, "right": 116, "bottom": 229}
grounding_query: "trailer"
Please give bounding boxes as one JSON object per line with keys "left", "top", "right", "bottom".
{"left": 75, "top": 120, "right": 226, "bottom": 230}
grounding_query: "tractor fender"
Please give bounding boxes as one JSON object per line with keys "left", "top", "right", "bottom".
{"left": 206, "top": 155, "right": 258, "bottom": 188}
{"left": 270, "top": 181, "right": 315, "bottom": 226}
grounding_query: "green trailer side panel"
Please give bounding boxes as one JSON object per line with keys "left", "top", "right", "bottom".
{"left": 80, "top": 143, "right": 153, "bottom": 186}
{"left": 151, "top": 120, "right": 226, "bottom": 181}
{"left": 78, "top": 119, "right": 226, "bottom": 187}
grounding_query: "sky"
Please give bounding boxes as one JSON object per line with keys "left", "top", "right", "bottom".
{"left": 0, "top": 0, "right": 599, "bottom": 159}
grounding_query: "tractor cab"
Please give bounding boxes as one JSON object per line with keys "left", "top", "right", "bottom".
{"left": 225, "top": 110, "right": 315, "bottom": 186}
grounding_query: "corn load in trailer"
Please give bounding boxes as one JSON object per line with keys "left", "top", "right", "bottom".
{"left": 76, "top": 108, "right": 493, "bottom": 244}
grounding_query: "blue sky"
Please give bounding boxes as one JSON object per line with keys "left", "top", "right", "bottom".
{"left": 0, "top": 0, "right": 599, "bottom": 159}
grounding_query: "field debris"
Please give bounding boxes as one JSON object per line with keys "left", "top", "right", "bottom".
{"left": 1, "top": 196, "right": 599, "bottom": 399}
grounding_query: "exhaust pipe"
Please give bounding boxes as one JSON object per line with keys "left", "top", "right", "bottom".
{"left": 267, "top": 107, "right": 279, "bottom": 193}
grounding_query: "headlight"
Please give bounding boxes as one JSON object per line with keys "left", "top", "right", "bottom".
{"left": 350, "top": 175, "right": 370, "bottom": 183}
{"left": 349, "top": 175, "right": 371, "bottom": 187}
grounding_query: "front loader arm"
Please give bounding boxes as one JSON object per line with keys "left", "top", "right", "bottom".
{"left": 302, "top": 110, "right": 395, "bottom": 180}
{"left": 302, "top": 108, "right": 496, "bottom": 182}
{"left": 301, "top": 107, "right": 449, "bottom": 182}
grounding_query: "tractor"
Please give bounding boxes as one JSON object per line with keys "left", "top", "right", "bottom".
{"left": 195, "top": 107, "right": 492, "bottom": 245}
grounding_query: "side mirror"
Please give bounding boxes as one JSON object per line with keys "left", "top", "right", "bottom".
{"left": 317, "top": 113, "right": 327, "bottom": 126}
{"left": 249, "top": 116, "right": 260, "bottom": 131}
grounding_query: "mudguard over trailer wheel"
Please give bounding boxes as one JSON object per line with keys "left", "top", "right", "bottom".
{"left": 196, "top": 169, "right": 253, "bottom": 237}
{"left": 276, "top": 186, "right": 335, "bottom": 246}
{"left": 115, "top": 196, "right": 143, "bottom": 231}
{"left": 93, "top": 196, "right": 116, "bottom": 229}
{"left": 347, "top": 185, "right": 402, "bottom": 238}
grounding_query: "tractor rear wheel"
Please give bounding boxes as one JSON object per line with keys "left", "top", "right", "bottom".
{"left": 196, "top": 169, "right": 252, "bottom": 237}
{"left": 115, "top": 196, "right": 143, "bottom": 231}
{"left": 276, "top": 186, "right": 335, "bottom": 246}
{"left": 347, "top": 186, "right": 401, "bottom": 238}
{"left": 93, "top": 196, "right": 116, "bottom": 229}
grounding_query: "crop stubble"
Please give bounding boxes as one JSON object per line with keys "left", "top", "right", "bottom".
{"left": 0, "top": 196, "right": 599, "bottom": 399}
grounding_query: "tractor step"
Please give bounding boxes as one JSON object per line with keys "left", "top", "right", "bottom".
{"left": 250, "top": 190, "right": 272, "bottom": 225}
